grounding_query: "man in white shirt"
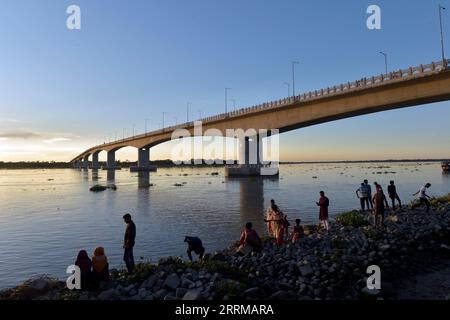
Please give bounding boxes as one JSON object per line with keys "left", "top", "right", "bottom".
{"left": 413, "top": 183, "right": 431, "bottom": 213}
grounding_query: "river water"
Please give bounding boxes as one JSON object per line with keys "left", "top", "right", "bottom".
{"left": 0, "top": 162, "right": 449, "bottom": 288}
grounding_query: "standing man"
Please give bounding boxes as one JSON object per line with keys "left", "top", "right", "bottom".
{"left": 123, "top": 213, "right": 136, "bottom": 274}
{"left": 356, "top": 183, "right": 369, "bottom": 211}
{"left": 387, "top": 180, "right": 402, "bottom": 211}
{"left": 316, "top": 191, "right": 330, "bottom": 231}
{"left": 364, "top": 179, "right": 373, "bottom": 210}
{"left": 413, "top": 183, "right": 432, "bottom": 213}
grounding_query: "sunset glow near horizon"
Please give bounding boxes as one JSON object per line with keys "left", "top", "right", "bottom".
{"left": 1, "top": 0, "right": 450, "bottom": 163}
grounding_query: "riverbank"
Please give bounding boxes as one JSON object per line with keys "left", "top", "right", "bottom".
{"left": 1, "top": 195, "right": 449, "bottom": 300}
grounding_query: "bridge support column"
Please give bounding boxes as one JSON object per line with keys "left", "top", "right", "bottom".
{"left": 130, "top": 147, "right": 157, "bottom": 172}
{"left": 92, "top": 152, "right": 101, "bottom": 170}
{"left": 226, "top": 135, "right": 261, "bottom": 176}
{"left": 226, "top": 132, "right": 278, "bottom": 177}
{"left": 103, "top": 151, "right": 121, "bottom": 170}
{"left": 81, "top": 155, "right": 89, "bottom": 169}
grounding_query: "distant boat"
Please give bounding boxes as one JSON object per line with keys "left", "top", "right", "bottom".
{"left": 442, "top": 161, "right": 450, "bottom": 173}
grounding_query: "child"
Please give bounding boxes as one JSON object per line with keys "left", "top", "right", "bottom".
{"left": 291, "top": 219, "right": 304, "bottom": 244}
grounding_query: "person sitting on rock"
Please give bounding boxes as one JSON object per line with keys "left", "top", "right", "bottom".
{"left": 91, "top": 247, "right": 110, "bottom": 284}
{"left": 184, "top": 236, "right": 205, "bottom": 262}
{"left": 238, "top": 222, "right": 262, "bottom": 255}
{"left": 291, "top": 219, "right": 304, "bottom": 244}
{"left": 75, "top": 250, "right": 92, "bottom": 290}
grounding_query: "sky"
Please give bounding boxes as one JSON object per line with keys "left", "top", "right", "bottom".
{"left": 0, "top": 0, "right": 450, "bottom": 162}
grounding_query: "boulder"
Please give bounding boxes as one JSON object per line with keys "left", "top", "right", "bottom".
{"left": 164, "top": 273, "right": 181, "bottom": 290}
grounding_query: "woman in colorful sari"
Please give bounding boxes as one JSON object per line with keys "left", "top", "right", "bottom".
{"left": 91, "top": 247, "right": 110, "bottom": 284}
{"left": 75, "top": 250, "right": 92, "bottom": 290}
{"left": 265, "top": 199, "right": 277, "bottom": 237}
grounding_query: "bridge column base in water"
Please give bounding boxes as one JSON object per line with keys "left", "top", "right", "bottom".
{"left": 91, "top": 152, "right": 101, "bottom": 170}
{"left": 102, "top": 150, "right": 122, "bottom": 170}
{"left": 130, "top": 147, "right": 157, "bottom": 172}
{"left": 226, "top": 133, "right": 279, "bottom": 177}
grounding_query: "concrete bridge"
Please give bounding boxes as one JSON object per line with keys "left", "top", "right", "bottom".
{"left": 71, "top": 60, "right": 450, "bottom": 175}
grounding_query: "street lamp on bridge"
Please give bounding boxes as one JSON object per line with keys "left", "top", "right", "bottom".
{"left": 379, "top": 51, "right": 388, "bottom": 75}
{"left": 187, "top": 102, "right": 191, "bottom": 122}
{"left": 283, "top": 82, "right": 290, "bottom": 97}
{"left": 230, "top": 98, "right": 236, "bottom": 112}
{"left": 291, "top": 60, "right": 299, "bottom": 99}
{"left": 225, "top": 87, "right": 231, "bottom": 114}
{"left": 439, "top": 4, "right": 447, "bottom": 66}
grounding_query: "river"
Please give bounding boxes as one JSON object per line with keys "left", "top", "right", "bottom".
{"left": 0, "top": 162, "right": 449, "bottom": 288}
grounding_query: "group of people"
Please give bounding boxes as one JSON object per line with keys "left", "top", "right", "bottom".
{"left": 264, "top": 191, "right": 330, "bottom": 244}
{"left": 74, "top": 214, "right": 136, "bottom": 290}
{"left": 356, "top": 180, "right": 433, "bottom": 226}
{"left": 72, "top": 181, "right": 436, "bottom": 289}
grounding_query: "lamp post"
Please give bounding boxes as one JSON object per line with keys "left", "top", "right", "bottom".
{"left": 173, "top": 117, "right": 178, "bottom": 126}
{"left": 187, "top": 102, "right": 191, "bottom": 122}
{"left": 379, "top": 52, "right": 388, "bottom": 74}
{"left": 225, "top": 87, "right": 231, "bottom": 113}
{"left": 283, "top": 82, "right": 290, "bottom": 96}
{"left": 292, "top": 60, "right": 299, "bottom": 99}
{"left": 162, "top": 112, "right": 165, "bottom": 130}
{"left": 145, "top": 118, "right": 149, "bottom": 135}
{"left": 198, "top": 109, "right": 202, "bottom": 119}
{"left": 439, "top": 4, "right": 447, "bottom": 66}
{"left": 230, "top": 99, "right": 236, "bottom": 111}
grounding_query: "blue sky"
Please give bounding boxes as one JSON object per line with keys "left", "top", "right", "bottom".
{"left": 0, "top": 0, "right": 449, "bottom": 161}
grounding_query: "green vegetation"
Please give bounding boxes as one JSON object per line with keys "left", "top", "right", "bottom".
{"left": 215, "top": 280, "right": 247, "bottom": 299}
{"left": 335, "top": 210, "right": 369, "bottom": 228}
{"left": 409, "top": 193, "right": 450, "bottom": 209}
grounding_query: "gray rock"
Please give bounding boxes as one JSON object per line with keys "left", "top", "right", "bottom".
{"left": 269, "top": 290, "right": 289, "bottom": 300}
{"left": 176, "top": 288, "right": 188, "bottom": 298}
{"left": 164, "top": 273, "right": 181, "bottom": 290}
{"left": 98, "top": 288, "right": 120, "bottom": 300}
{"left": 182, "top": 290, "right": 203, "bottom": 300}
{"left": 299, "top": 265, "right": 314, "bottom": 277}
{"left": 243, "top": 287, "right": 259, "bottom": 297}
{"left": 181, "top": 279, "right": 195, "bottom": 289}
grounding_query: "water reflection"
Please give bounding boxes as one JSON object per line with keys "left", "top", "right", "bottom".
{"left": 92, "top": 169, "right": 99, "bottom": 182}
{"left": 138, "top": 172, "right": 150, "bottom": 189}
{"left": 238, "top": 177, "right": 266, "bottom": 232}
{"left": 106, "top": 170, "right": 115, "bottom": 183}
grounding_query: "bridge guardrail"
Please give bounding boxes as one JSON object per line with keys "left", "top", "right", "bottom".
{"left": 88, "top": 59, "right": 449, "bottom": 152}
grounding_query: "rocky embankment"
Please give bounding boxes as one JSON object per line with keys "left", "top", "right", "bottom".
{"left": 1, "top": 195, "right": 450, "bottom": 300}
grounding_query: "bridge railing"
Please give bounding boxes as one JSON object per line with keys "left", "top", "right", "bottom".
{"left": 189, "top": 59, "right": 449, "bottom": 126}
{"left": 95, "top": 60, "right": 449, "bottom": 149}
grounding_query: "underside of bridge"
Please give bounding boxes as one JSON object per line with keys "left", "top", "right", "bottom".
{"left": 72, "top": 61, "right": 450, "bottom": 176}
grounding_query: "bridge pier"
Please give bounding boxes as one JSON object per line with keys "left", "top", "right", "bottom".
{"left": 91, "top": 152, "right": 101, "bottom": 170}
{"left": 81, "top": 155, "right": 89, "bottom": 169}
{"left": 102, "top": 150, "right": 121, "bottom": 170}
{"left": 130, "top": 147, "right": 157, "bottom": 172}
{"left": 226, "top": 132, "right": 278, "bottom": 177}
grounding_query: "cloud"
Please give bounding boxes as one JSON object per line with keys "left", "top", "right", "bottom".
{"left": 43, "top": 137, "right": 71, "bottom": 144}
{"left": 0, "top": 131, "right": 40, "bottom": 139}
{"left": 0, "top": 117, "right": 30, "bottom": 123}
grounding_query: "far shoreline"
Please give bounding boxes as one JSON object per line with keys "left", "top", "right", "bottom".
{"left": 0, "top": 159, "right": 447, "bottom": 170}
